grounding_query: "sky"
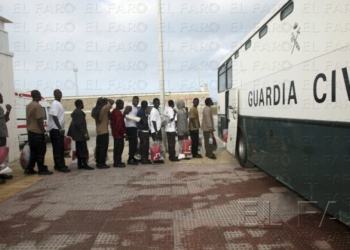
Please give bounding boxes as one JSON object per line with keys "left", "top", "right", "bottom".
{"left": 0, "top": 0, "right": 281, "bottom": 100}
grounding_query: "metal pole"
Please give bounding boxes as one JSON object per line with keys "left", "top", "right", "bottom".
{"left": 157, "top": 0, "right": 165, "bottom": 110}
{"left": 73, "top": 68, "right": 79, "bottom": 96}
{"left": 157, "top": 0, "right": 167, "bottom": 151}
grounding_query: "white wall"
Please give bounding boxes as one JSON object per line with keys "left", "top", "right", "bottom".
{"left": 0, "top": 17, "right": 19, "bottom": 161}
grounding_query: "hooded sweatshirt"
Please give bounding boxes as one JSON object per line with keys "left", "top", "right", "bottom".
{"left": 176, "top": 100, "right": 188, "bottom": 136}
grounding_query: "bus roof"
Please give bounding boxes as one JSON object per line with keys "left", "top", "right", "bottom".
{"left": 218, "top": 0, "right": 291, "bottom": 67}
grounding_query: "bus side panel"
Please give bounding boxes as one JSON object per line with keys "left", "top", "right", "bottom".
{"left": 240, "top": 116, "right": 350, "bottom": 225}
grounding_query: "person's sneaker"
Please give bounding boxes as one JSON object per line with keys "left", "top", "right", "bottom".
{"left": 38, "top": 169, "right": 53, "bottom": 175}
{"left": 24, "top": 168, "right": 37, "bottom": 175}
{"left": 57, "top": 167, "right": 71, "bottom": 173}
{"left": 0, "top": 174, "right": 13, "bottom": 179}
{"left": 113, "top": 162, "right": 126, "bottom": 168}
{"left": 154, "top": 160, "right": 164, "bottom": 164}
{"left": 169, "top": 157, "right": 180, "bottom": 162}
{"left": 193, "top": 154, "right": 203, "bottom": 159}
{"left": 140, "top": 159, "right": 152, "bottom": 165}
{"left": 207, "top": 155, "right": 217, "bottom": 160}
{"left": 0, "top": 178, "right": 6, "bottom": 184}
{"left": 127, "top": 159, "right": 138, "bottom": 165}
{"left": 96, "top": 164, "right": 110, "bottom": 169}
{"left": 81, "top": 165, "right": 94, "bottom": 170}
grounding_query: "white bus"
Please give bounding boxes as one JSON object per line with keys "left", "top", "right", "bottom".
{"left": 217, "top": 0, "right": 350, "bottom": 226}
{"left": 14, "top": 90, "right": 51, "bottom": 146}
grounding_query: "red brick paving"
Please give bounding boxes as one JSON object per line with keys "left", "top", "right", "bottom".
{"left": 0, "top": 162, "right": 349, "bottom": 249}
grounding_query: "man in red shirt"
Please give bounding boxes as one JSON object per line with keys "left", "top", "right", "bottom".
{"left": 110, "top": 99, "right": 126, "bottom": 168}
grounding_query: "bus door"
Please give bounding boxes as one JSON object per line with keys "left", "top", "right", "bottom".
{"left": 226, "top": 88, "right": 239, "bottom": 155}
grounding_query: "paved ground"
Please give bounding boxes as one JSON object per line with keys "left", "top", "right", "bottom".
{"left": 1, "top": 139, "right": 350, "bottom": 249}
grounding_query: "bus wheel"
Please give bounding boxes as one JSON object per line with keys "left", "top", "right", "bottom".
{"left": 237, "top": 132, "right": 248, "bottom": 167}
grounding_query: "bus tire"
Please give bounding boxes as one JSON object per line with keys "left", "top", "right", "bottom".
{"left": 237, "top": 131, "right": 248, "bottom": 167}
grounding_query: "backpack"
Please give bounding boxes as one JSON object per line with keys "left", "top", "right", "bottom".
{"left": 91, "top": 107, "right": 99, "bottom": 120}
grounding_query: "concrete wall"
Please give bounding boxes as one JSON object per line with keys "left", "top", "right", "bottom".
{"left": 0, "top": 17, "right": 19, "bottom": 161}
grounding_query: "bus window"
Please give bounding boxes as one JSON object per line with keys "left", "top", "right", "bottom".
{"left": 234, "top": 51, "right": 239, "bottom": 59}
{"left": 218, "top": 66, "right": 226, "bottom": 93}
{"left": 245, "top": 40, "right": 251, "bottom": 50}
{"left": 227, "top": 60, "right": 232, "bottom": 89}
{"left": 259, "top": 26, "right": 268, "bottom": 39}
{"left": 281, "top": 2, "right": 294, "bottom": 20}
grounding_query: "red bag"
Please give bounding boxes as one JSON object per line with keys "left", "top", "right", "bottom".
{"left": 223, "top": 129, "right": 228, "bottom": 143}
{"left": 64, "top": 136, "right": 72, "bottom": 154}
{"left": 182, "top": 139, "right": 192, "bottom": 156}
{"left": 150, "top": 144, "right": 161, "bottom": 162}
{"left": 0, "top": 146, "right": 9, "bottom": 164}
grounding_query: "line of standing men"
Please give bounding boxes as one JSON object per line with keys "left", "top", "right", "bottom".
{"left": 6, "top": 90, "right": 216, "bottom": 177}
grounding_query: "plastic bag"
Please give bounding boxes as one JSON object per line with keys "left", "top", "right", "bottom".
{"left": 198, "top": 135, "right": 203, "bottom": 151}
{"left": 182, "top": 139, "right": 192, "bottom": 156}
{"left": 0, "top": 146, "right": 9, "bottom": 164}
{"left": 20, "top": 143, "right": 30, "bottom": 169}
{"left": 223, "top": 129, "right": 228, "bottom": 143}
{"left": 64, "top": 136, "right": 72, "bottom": 155}
{"left": 150, "top": 142, "right": 161, "bottom": 162}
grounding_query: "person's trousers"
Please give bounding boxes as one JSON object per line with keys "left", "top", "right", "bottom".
{"left": 96, "top": 133, "right": 109, "bottom": 165}
{"left": 76, "top": 141, "right": 88, "bottom": 167}
{"left": 113, "top": 138, "right": 124, "bottom": 164}
{"left": 27, "top": 131, "right": 47, "bottom": 171}
{"left": 166, "top": 132, "right": 176, "bottom": 159}
{"left": 126, "top": 127, "right": 137, "bottom": 160}
{"left": 190, "top": 130, "right": 199, "bottom": 156}
{"left": 138, "top": 130, "right": 150, "bottom": 160}
{"left": 203, "top": 131, "right": 213, "bottom": 157}
{"left": 50, "top": 129, "right": 66, "bottom": 168}
{"left": 0, "top": 137, "right": 6, "bottom": 147}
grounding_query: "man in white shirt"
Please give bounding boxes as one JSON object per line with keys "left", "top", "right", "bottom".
{"left": 164, "top": 100, "right": 179, "bottom": 162}
{"left": 48, "top": 89, "right": 70, "bottom": 173}
{"left": 123, "top": 96, "right": 139, "bottom": 165}
{"left": 150, "top": 98, "right": 164, "bottom": 164}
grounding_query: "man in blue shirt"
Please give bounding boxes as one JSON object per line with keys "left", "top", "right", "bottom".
{"left": 137, "top": 101, "right": 152, "bottom": 164}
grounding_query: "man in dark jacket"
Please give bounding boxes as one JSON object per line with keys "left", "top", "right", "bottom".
{"left": 110, "top": 99, "right": 126, "bottom": 168}
{"left": 67, "top": 99, "right": 94, "bottom": 170}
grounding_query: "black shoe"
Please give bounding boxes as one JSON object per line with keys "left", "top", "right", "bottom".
{"left": 96, "top": 164, "right": 110, "bottom": 169}
{"left": 127, "top": 159, "right": 138, "bottom": 165}
{"left": 57, "top": 167, "right": 71, "bottom": 173}
{"left": 113, "top": 162, "right": 126, "bottom": 168}
{"left": 0, "top": 178, "right": 6, "bottom": 184}
{"left": 77, "top": 165, "right": 84, "bottom": 169}
{"left": 154, "top": 160, "right": 164, "bottom": 164}
{"left": 169, "top": 157, "right": 180, "bottom": 162}
{"left": 140, "top": 159, "right": 152, "bottom": 165}
{"left": 0, "top": 174, "right": 13, "bottom": 179}
{"left": 24, "top": 168, "right": 37, "bottom": 175}
{"left": 193, "top": 154, "right": 203, "bottom": 159}
{"left": 54, "top": 165, "right": 59, "bottom": 170}
{"left": 38, "top": 170, "right": 53, "bottom": 175}
{"left": 207, "top": 155, "right": 217, "bottom": 160}
{"left": 81, "top": 165, "right": 94, "bottom": 170}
